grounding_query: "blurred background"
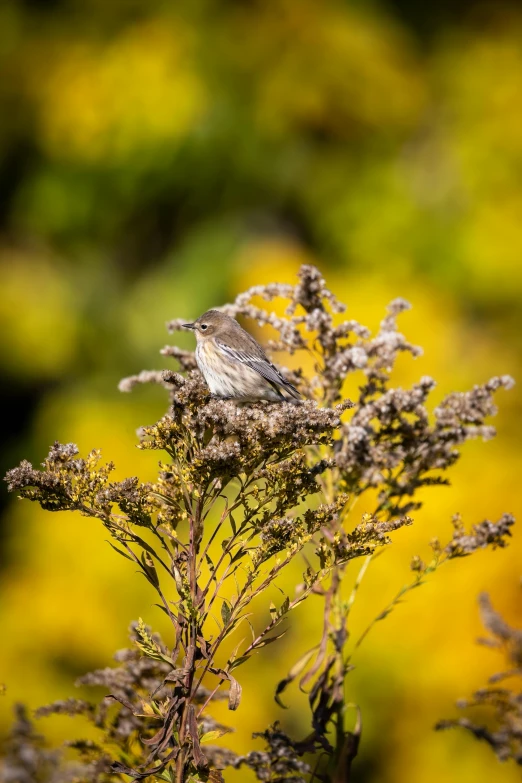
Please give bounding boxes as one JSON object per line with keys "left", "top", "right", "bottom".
{"left": 1, "top": 0, "right": 521, "bottom": 780}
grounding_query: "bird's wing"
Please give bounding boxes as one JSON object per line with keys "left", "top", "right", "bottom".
{"left": 216, "top": 341, "right": 301, "bottom": 399}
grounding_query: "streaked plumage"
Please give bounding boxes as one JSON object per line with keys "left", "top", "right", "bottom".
{"left": 183, "top": 310, "right": 300, "bottom": 402}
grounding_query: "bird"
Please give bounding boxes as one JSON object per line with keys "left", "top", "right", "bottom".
{"left": 183, "top": 310, "right": 300, "bottom": 402}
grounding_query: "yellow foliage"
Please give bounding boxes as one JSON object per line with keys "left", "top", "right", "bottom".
{"left": 30, "top": 20, "right": 206, "bottom": 162}
{"left": 0, "top": 250, "right": 78, "bottom": 377}
{"left": 241, "top": 1, "right": 426, "bottom": 137}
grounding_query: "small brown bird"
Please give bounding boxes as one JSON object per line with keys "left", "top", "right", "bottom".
{"left": 183, "top": 310, "right": 300, "bottom": 402}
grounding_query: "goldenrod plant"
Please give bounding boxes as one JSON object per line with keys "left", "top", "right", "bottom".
{"left": 3, "top": 267, "right": 514, "bottom": 782}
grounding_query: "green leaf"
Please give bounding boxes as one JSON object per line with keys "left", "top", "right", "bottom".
{"left": 200, "top": 727, "right": 232, "bottom": 744}
{"left": 227, "top": 637, "right": 245, "bottom": 665}
{"left": 228, "top": 655, "right": 251, "bottom": 671}
{"left": 230, "top": 546, "right": 246, "bottom": 564}
{"left": 157, "top": 771, "right": 174, "bottom": 782}
{"left": 222, "top": 614, "right": 253, "bottom": 641}
{"left": 221, "top": 600, "right": 232, "bottom": 626}
{"left": 279, "top": 596, "right": 290, "bottom": 618}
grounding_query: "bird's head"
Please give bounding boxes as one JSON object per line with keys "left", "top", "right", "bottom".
{"left": 183, "top": 310, "right": 235, "bottom": 341}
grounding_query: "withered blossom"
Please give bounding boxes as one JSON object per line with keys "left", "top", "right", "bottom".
{"left": 3, "top": 265, "right": 514, "bottom": 782}
{"left": 0, "top": 704, "right": 112, "bottom": 783}
{"left": 444, "top": 513, "right": 514, "bottom": 557}
{"left": 437, "top": 593, "right": 522, "bottom": 766}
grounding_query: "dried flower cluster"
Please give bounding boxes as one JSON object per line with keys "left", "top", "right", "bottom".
{"left": 436, "top": 593, "right": 522, "bottom": 766}
{"left": 3, "top": 265, "right": 514, "bottom": 782}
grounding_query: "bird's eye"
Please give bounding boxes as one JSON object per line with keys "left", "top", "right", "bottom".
{"left": 200, "top": 324, "right": 208, "bottom": 331}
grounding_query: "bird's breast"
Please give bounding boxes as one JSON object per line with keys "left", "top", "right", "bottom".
{"left": 196, "top": 340, "right": 238, "bottom": 397}
{"left": 195, "top": 339, "right": 281, "bottom": 400}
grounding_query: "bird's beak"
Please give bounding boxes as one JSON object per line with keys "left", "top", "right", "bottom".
{"left": 183, "top": 322, "right": 196, "bottom": 330}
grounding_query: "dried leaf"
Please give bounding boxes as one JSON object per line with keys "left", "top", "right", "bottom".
{"left": 228, "top": 676, "right": 242, "bottom": 711}
{"left": 108, "top": 542, "right": 135, "bottom": 562}
{"left": 187, "top": 705, "right": 208, "bottom": 769}
{"left": 275, "top": 646, "right": 319, "bottom": 708}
